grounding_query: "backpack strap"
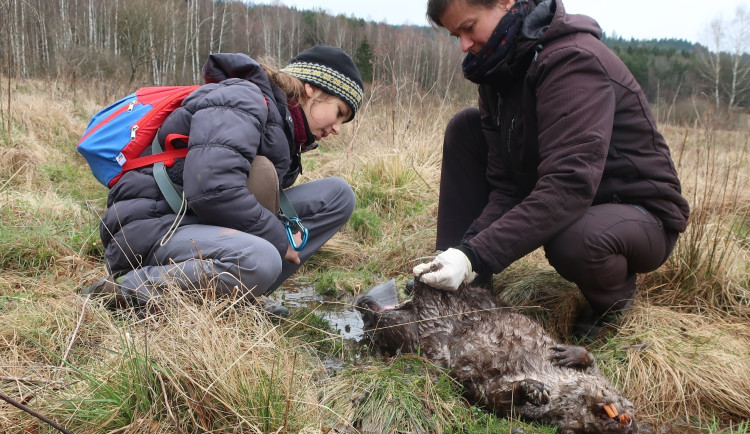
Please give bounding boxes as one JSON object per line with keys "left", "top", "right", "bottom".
{"left": 152, "top": 134, "right": 188, "bottom": 214}
{"left": 279, "top": 189, "right": 298, "bottom": 222}
{"left": 151, "top": 132, "right": 308, "bottom": 249}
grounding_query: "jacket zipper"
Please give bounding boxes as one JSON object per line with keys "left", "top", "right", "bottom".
{"left": 495, "top": 94, "right": 502, "bottom": 126}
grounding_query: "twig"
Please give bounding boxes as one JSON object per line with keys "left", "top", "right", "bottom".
{"left": 0, "top": 376, "right": 65, "bottom": 389}
{"left": 0, "top": 389, "right": 73, "bottom": 434}
{"left": 155, "top": 368, "right": 186, "bottom": 434}
{"left": 5, "top": 19, "right": 11, "bottom": 149}
{"left": 60, "top": 296, "right": 90, "bottom": 368}
{"left": 0, "top": 162, "right": 25, "bottom": 194}
{"left": 410, "top": 161, "right": 439, "bottom": 198}
{"left": 283, "top": 352, "right": 297, "bottom": 430}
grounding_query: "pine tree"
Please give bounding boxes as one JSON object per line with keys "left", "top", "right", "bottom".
{"left": 355, "top": 38, "right": 373, "bottom": 83}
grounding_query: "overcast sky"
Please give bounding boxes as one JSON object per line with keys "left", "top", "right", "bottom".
{"left": 250, "top": 0, "right": 747, "bottom": 45}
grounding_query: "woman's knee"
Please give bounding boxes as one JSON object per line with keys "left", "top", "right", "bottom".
{"left": 326, "top": 176, "right": 356, "bottom": 221}
{"left": 234, "top": 241, "right": 283, "bottom": 295}
{"left": 545, "top": 230, "right": 589, "bottom": 281}
{"left": 444, "top": 108, "right": 481, "bottom": 155}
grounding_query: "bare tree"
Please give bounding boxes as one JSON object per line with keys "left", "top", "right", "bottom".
{"left": 12, "top": 0, "right": 27, "bottom": 77}
{"left": 705, "top": 19, "right": 724, "bottom": 110}
{"left": 0, "top": 0, "right": 508, "bottom": 100}
{"left": 217, "top": 0, "right": 227, "bottom": 53}
{"left": 58, "top": 0, "right": 72, "bottom": 52}
{"left": 725, "top": 5, "right": 750, "bottom": 111}
{"left": 87, "top": 0, "right": 96, "bottom": 48}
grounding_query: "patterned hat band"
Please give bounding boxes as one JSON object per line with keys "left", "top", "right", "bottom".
{"left": 281, "top": 62, "right": 364, "bottom": 116}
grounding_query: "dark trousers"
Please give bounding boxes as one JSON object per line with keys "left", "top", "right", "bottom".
{"left": 436, "top": 108, "right": 490, "bottom": 249}
{"left": 436, "top": 108, "right": 678, "bottom": 315}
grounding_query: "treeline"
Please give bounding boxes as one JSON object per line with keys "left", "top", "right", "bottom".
{"left": 0, "top": 0, "right": 470, "bottom": 99}
{"left": 602, "top": 34, "right": 750, "bottom": 122}
{"left": 1, "top": 0, "right": 748, "bottom": 121}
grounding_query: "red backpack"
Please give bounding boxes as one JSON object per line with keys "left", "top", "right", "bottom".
{"left": 77, "top": 85, "right": 200, "bottom": 189}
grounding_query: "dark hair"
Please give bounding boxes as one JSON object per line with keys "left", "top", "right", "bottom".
{"left": 427, "top": 0, "right": 500, "bottom": 28}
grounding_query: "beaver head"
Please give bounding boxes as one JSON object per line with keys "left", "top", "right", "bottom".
{"left": 354, "top": 279, "right": 419, "bottom": 356}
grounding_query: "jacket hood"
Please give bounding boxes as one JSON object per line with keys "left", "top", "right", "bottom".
{"left": 522, "top": 0, "right": 602, "bottom": 44}
{"left": 492, "top": 0, "right": 603, "bottom": 79}
{"left": 202, "top": 53, "right": 275, "bottom": 99}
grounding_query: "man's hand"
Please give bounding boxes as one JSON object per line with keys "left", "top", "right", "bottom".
{"left": 412, "top": 248, "right": 477, "bottom": 291}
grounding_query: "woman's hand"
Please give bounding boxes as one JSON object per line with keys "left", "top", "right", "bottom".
{"left": 413, "top": 248, "right": 477, "bottom": 290}
{"left": 284, "top": 231, "right": 303, "bottom": 264}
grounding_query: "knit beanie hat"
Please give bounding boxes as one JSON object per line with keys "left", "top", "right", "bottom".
{"left": 281, "top": 45, "right": 364, "bottom": 122}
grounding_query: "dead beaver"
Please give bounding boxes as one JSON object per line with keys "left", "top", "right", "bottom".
{"left": 354, "top": 277, "right": 638, "bottom": 434}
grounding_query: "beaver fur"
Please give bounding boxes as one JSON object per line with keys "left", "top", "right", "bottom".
{"left": 354, "top": 277, "right": 638, "bottom": 434}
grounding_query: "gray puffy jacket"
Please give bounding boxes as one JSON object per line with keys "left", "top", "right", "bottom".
{"left": 100, "top": 53, "right": 297, "bottom": 274}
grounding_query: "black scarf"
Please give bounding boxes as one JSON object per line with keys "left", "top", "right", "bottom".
{"left": 462, "top": 1, "right": 530, "bottom": 84}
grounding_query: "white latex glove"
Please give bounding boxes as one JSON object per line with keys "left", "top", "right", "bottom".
{"left": 412, "top": 248, "right": 478, "bottom": 291}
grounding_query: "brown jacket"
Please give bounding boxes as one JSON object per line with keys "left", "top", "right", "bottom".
{"left": 465, "top": 0, "right": 690, "bottom": 273}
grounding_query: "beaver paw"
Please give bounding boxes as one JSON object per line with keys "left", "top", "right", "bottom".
{"left": 550, "top": 344, "right": 595, "bottom": 369}
{"left": 519, "top": 379, "right": 550, "bottom": 406}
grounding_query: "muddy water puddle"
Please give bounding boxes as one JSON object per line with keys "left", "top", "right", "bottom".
{"left": 275, "top": 284, "right": 365, "bottom": 341}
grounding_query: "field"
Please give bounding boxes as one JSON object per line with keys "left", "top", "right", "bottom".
{"left": 1, "top": 78, "right": 749, "bottom": 433}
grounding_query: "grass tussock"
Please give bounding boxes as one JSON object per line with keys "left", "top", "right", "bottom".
{"left": 601, "top": 304, "right": 750, "bottom": 426}
{"left": 0, "top": 189, "right": 102, "bottom": 271}
{"left": 651, "top": 123, "right": 750, "bottom": 315}
{"left": 494, "top": 265, "right": 584, "bottom": 338}
{"left": 320, "top": 355, "right": 553, "bottom": 434}
{"left": 3, "top": 290, "right": 333, "bottom": 433}
{"left": 1, "top": 76, "right": 750, "bottom": 433}
{"left": 320, "top": 355, "right": 466, "bottom": 433}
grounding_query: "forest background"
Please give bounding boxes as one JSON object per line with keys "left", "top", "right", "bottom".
{"left": 1, "top": 0, "right": 749, "bottom": 433}
{"left": 2, "top": 0, "right": 750, "bottom": 122}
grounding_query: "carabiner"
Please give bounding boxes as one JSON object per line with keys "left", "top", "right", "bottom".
{"left": 284, "top": 217, "right": 309, "bottom": 251}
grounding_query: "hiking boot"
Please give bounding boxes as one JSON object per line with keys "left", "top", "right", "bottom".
{"left": 81, "top": 276, "right": 128, "bottom": 309}
{"left": 473, "top": 272, "right": 494, "bottom": 291}
{"left": 258, "top": 296, "right": 290, "bottom": 318}
{"left": 572, "top": 297, "right": 635, "bottom": 342}
{"left": 572, "top": 306, "right": 608, "bottom": 341}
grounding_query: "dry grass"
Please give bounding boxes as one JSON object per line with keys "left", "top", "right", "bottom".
{"left": 0, "top": 81, "right": 86, "bottom": 189}
{"left": 2, "top": 287, "right": 337, "bottom": 433}
{"left": 319, "top": 355, "right": 470, "bottom": 433}
{"left": 607, "top": 304, "right": 750, "bottom": 425}
{"left": 1, "top": 77, "right": 750, "bottom": 432}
